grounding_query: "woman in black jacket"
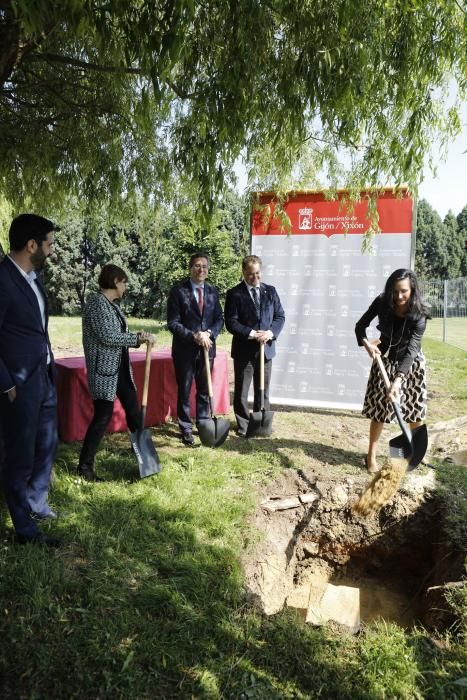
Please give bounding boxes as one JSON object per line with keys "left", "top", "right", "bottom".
{"left": 355, "top": 269, "right": 430, "bottom": 473}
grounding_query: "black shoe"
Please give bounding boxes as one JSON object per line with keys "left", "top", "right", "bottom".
{"left": 17, "top": 533, "right": 62, "bottom": 548}
{"left": 77, "top": 465, "right": 104, "bottom": 482}
{"left": 236, "top": 429, "right": 247, "bottom": 437}
{"left": 181, "top": 431, "right": 195, "bottom": 447}
{"left": 30, "top": 509, "right": 58, "bottom": 521}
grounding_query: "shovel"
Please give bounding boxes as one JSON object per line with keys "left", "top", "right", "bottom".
{"left": 375, "top": 354, "right": 428, "bottom": 471}
{"left": 197, "top": 346, "right": 230, "bottom": 448}
{"left": 246, "top": 342, "right": 274, "bottom": 438}
{"left": 129, "top": 342, "right": 162, "bottom": 478}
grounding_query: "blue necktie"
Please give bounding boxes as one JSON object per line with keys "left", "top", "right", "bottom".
{"left": 252, "top": 287, "right": 260, "bottom": 318}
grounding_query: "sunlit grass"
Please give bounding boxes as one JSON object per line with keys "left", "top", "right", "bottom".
{"left": 424, "top": 317, "right": 467, "bottom": 351}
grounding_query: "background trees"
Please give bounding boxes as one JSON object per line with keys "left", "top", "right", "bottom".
{"left": 44, "top": 189, "right": 249, "bottom": 316}
{"left": 415, "top": 199, "right": 467, "bottom": 280}
{"left": 1, "top": 1, "right": 465, "bottom": 215}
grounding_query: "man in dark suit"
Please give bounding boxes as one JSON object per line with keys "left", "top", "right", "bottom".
{"left": 167, "top": 253, "right": 224, "bottom": 446}
{"left": 225, "top": 255, "right": 285, "bottom": 436}
{"left": 0, "top": 214, "right": 61, "bottom": 546}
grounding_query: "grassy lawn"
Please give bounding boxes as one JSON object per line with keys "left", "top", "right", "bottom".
{"left": 424, "top": 317, "right": 467, "bottom": 351}
{"left": 424, "top": 338, "right": 467, "bottom": 424}
{"left": 48, "top": 316, "right": 232, "bottom": 355}
{"left": 0, "top": 321, "right": 466, "bottom": 698}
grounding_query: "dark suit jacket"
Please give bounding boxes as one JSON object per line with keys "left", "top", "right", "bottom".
{"left": 224, "top": 280, "right": 285, "bottom": 361}
{"left": 0, "top": 256, "right": 54, "bottom": 392}
{"left": 167, "top": 279, "right": 224, "bottom": 361}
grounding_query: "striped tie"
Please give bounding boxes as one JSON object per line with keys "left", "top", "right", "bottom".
{"left": 196, "top": 286, "right": 204, "bottom": 314}
{"left": 252, "top": 287, "right": 260, "bottom": 317}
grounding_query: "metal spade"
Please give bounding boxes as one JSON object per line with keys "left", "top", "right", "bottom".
{"left": 129, "top": 342, "right": 162, "bottom": 478}
{"left": 197, "top": 346, "right": 230, "bottom": 448}
{"left": 246, "top": 342, "right": 274, "bottom": 437}
{"left": 375, "top": 355, "right": 428, "bottom": 471}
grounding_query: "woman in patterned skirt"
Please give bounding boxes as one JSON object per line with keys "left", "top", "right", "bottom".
{"left": 78, "top": 264, "right": 154, "bottom": 481}
{"left": 355, "top": 269, "right": 430, "bottom": 473}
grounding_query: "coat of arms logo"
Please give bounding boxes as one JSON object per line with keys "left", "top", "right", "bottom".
{"left": 298, "top": 207, "right": 313, "bottom": 230}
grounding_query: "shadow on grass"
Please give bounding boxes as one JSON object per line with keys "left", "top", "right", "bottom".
{"left": 0, "top": 450, "right": 372, "bottom": 700}
{"left": 221, "top": 433, "right": 366, "bottom": 472}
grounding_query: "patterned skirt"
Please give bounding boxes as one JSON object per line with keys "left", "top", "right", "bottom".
{"left": 362, "top": 351, "right": 427, "bottom": 424}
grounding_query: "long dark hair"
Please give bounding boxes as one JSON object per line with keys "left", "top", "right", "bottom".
{"left": 383, "top": 269, "right": 430, "bottom": 320}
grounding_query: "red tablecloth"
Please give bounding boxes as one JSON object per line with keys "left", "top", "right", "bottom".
{"left": 55, "top": 349, "right": 230, "bottom": 442}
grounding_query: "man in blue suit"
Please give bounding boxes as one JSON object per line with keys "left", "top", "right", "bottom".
{"left": 225, "top": 255, "right": 285, "bottom": 436}
{"left": 167, "top": 253, "right": 224, "bottom": 446}
{"left": 0, "top": 214, "right": 60, "bottom": 546}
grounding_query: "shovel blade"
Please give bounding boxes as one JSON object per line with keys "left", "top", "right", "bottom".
{"left": 246, "top": 410, "right": 263, "bottom": 437}
{"left": 407, "top": 424, "right": 428, "bottom": 471}
{"left": 129, "top": 429, "right": 162, "bottom": 479}
{"left": 389, "top": 432, "right": 413, "bottom": 461}
{"left": 198, "top": 417, "right": 230, "bottom": 448}
{"left": 246, "top": 409, "right": 274, "bottom": 437}
{"left": 389, "top": 424, "right": 428, "bottom": 472}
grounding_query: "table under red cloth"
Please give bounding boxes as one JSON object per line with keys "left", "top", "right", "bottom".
{"left": 55, "top": 349, "right": 230, "bottom": 442}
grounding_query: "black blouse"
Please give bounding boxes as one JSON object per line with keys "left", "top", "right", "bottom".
{"left": 355, "top": 295, "right": 427, "bottom": 375}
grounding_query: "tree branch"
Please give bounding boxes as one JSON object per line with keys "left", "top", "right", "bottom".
{"left": 30, "top": 52, "right": 143, "bottom": 75}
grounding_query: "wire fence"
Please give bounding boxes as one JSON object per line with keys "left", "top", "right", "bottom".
{"left": 420, "top": 276, "right": 467, "bottom": 351}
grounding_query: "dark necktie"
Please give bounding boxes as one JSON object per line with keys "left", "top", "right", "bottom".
{"left": 196, "top": 287, "right": 204, "bottom": 314}
{"left": 252, "top": 287, "right": 260, "bottom": 317}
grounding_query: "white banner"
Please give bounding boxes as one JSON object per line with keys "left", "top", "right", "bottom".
{"left": 251, "top": 191, "right": 414, "bottom": 409}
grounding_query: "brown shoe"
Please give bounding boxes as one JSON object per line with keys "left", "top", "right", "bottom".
{"left": 77, "top": 464, "right": 104, "bottom": 482}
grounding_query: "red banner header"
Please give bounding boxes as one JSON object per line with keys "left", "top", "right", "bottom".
{"left": 251, "top": 190, "right": 413, "bottom": 237}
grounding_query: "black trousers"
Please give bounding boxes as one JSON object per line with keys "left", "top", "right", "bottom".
{"left": 233, "top": 355, "right": 272, "bottom": 433}
{"left": 79, "top": 361, "right": 140, "bottom": 468}
{"left": 0, "top": 364, "right": 57, "bottom": 538}
{"left": 173, "top": 352, "right": 212, "bottom": 433}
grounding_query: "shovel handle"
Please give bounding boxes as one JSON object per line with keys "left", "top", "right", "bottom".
{"left": 142, "top": 342, "right": 154, "bottom": 409}
{"left": 259, "top": 342, "right": 265, "bottom": 391}
{"left": 203, "top": 346, "right": 214, "bottom": 399}
{"left": 375, "top": 354, "right": 391, "bottom": 390}
{"left": 375, "top": 354, "right": 412, "bottom": 444}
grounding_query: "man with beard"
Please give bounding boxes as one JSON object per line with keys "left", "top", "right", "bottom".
{"left": 0, "top": 214, "right": 61, "bottom": 546}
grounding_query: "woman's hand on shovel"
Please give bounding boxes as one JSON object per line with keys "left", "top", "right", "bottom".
{"left": 138, "top": 332, "right": 155, "bottom": 345}
{"left": 363, "top": 338, "right": 381, "bottom": 360}
{"left": 387, "top": 375, "right": 403, "bottom": 402}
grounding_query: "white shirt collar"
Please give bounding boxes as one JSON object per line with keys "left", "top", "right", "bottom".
{"left": 8, "top": 255, "right": 37, "bottom": 284}
{"left": 190, "top": 280, "right": 204, "bottom": 292}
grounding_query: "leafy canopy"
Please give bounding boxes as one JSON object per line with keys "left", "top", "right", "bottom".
{"left": 1, "top": 0, "right": 466, "bottom": 213}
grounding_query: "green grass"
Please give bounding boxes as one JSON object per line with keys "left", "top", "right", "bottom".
{"left": 0, "top": 324, "right": 466, "bottom": 698}
{"left": 49, "top": 316, "right": 232, "bottom": 353}
{"left": 423, "top": 338, "right": 467, "bottom": 423}
{"left": 424, "top": 317, "right": 467, "bottom": 351}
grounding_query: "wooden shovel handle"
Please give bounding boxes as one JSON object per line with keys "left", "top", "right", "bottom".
{"left": 203, "top": 346, "right": 214, "bottom": 399}
{"left": 259, "top": 342, "right": 265, "bottom": 391}
{"left": 375, "top": 354, "right": 391, "bottom": 391}
{"left": 141, "top": 342, "right": 154, "bottom": 409}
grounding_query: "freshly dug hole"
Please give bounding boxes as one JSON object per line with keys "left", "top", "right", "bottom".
{"left": 246, "top": 470, "right": 464, "bottom": 633}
